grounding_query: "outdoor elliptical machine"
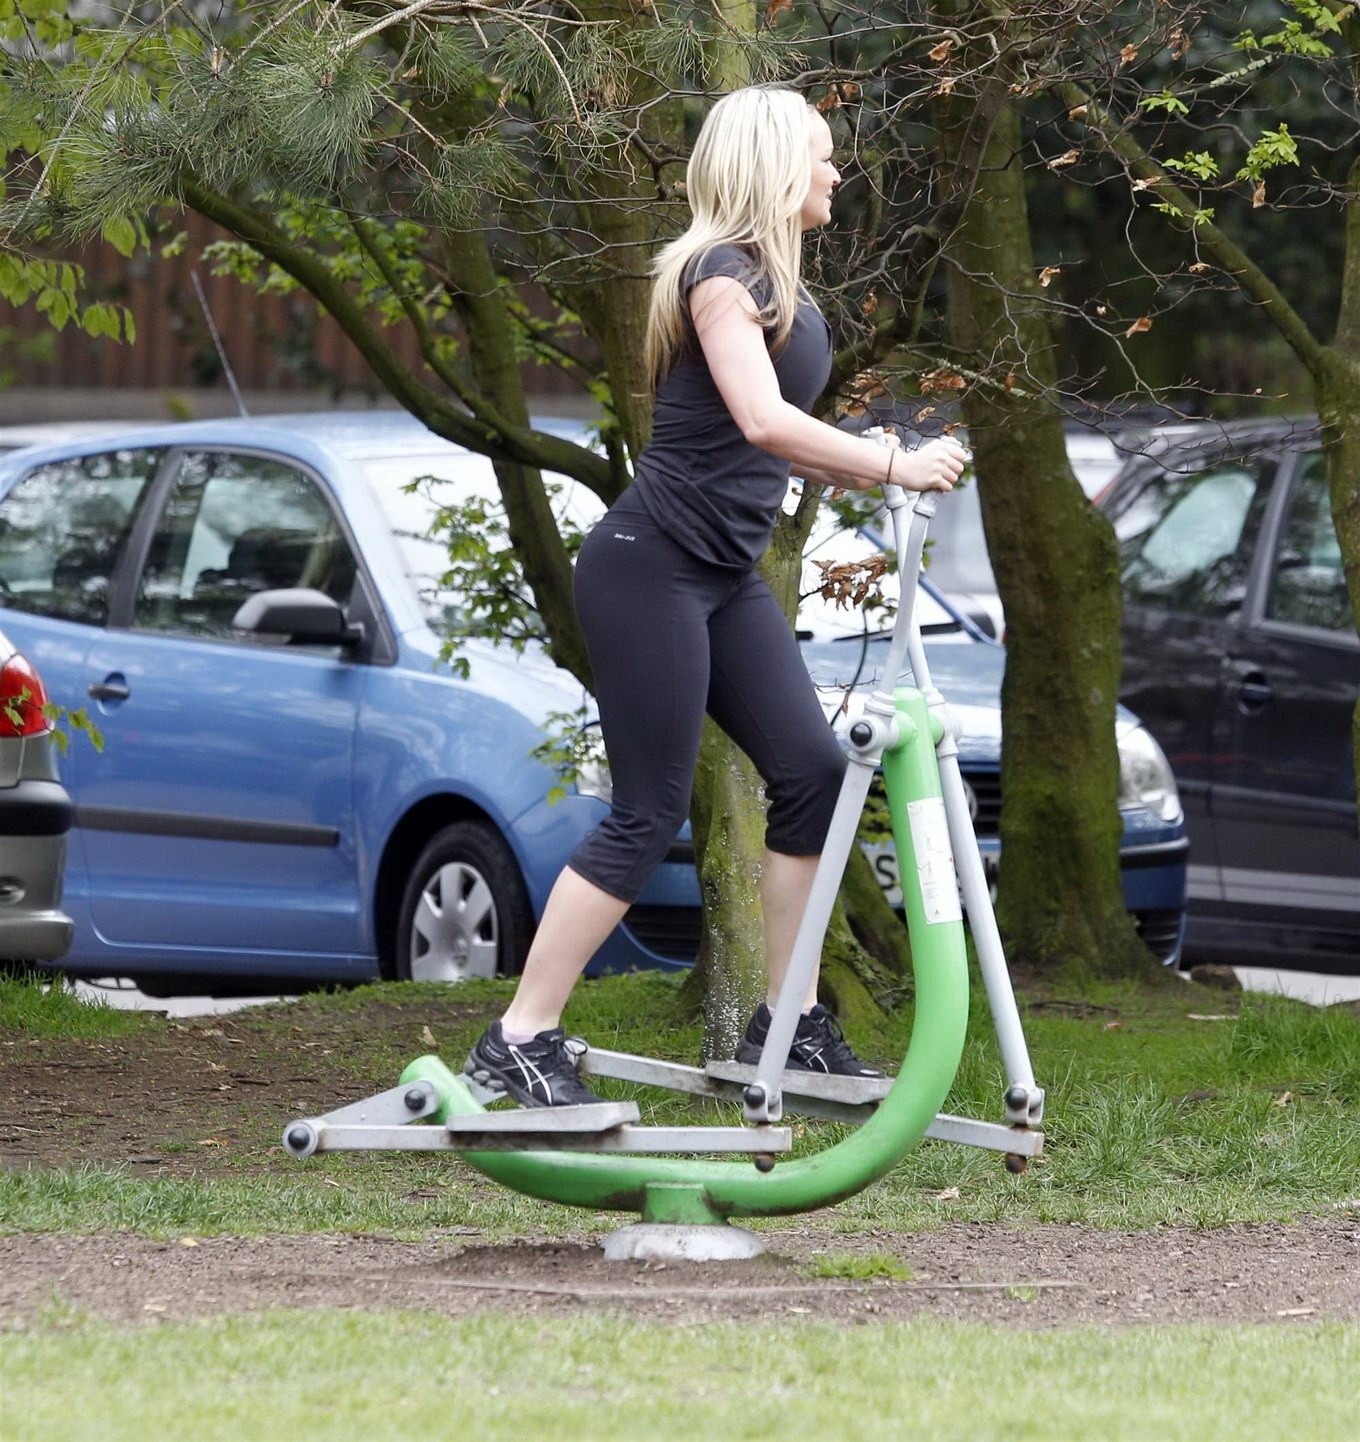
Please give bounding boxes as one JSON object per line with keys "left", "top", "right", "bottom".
{"left": 283, "top": 477, "right": 1045, "bottom": 1261}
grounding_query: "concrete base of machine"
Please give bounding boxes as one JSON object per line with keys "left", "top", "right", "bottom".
{"left": 602, "top": 1223, "right": 766, "bottom": 1262}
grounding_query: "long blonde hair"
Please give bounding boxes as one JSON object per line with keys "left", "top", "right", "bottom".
{"left": 645, "top": 86, "right": 813, "bottom": 384}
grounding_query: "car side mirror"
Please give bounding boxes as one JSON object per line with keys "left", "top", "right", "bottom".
{"left": 232, "top": 587, "right": 365, "bottom": 649}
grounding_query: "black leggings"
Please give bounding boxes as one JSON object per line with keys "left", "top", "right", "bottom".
{"left": 568, "top": 492, "right": 847, "bottom": 904}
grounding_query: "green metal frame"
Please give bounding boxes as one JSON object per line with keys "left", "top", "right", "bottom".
{"left": 399, "top": 685, "right": 970, "bottom": 1227}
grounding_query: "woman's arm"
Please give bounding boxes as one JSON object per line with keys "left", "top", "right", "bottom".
{"left": 690, "top": 275, "right": 967, "bottom": 493}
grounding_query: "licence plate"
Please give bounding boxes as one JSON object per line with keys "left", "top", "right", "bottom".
{"left": 863, "top": 844, "right": 998, "bottom": 910}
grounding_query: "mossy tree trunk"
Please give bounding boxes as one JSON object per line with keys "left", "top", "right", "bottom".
{"left": 934, "top": 52, "right": 1159, "bottom": 979}
{"left": 1315, "top": 351, "right": 1360, "bottom": 819}
{"left": 1323, "top": 145, "right": 1360, "bottom": 826}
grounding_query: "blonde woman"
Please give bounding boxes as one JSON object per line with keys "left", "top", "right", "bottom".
{"left": 466, "top": 86, "right": 967, "bottom": 1106}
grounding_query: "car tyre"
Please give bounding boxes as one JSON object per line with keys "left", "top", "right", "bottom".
{"left": 394, "top": 821, "right": 532, "bottom": 983}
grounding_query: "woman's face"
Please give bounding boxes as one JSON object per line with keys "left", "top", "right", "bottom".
{"left": 800, "top": 111, "right": 841, "bottom": 229}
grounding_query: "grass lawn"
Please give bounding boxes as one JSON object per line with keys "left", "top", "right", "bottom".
{"left": 2, "top": 1311, "right": 1357, "bottom": 1442}
{"left": 2, "top": 968, "right": 1359, "bottom": 1236}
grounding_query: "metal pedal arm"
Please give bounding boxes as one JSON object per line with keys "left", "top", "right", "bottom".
{"left": 287, "top": 1122, "right": 792, "bottom": 1156}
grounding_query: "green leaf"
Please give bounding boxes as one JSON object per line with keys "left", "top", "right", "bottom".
{"left": 1140, "top": 91, "right": 1189, "bottom": 116}
{"left": 101, "top": 214, "right": 137, "bottom": 258}
{"left": 1162, "top": 150, "right": 1219, "bottom": 181}
{"left": 1236, "top": 125, "right": 1299, "bottom": 182}
{"left": 34, "top": 286, "right": 71, "bottom": 330}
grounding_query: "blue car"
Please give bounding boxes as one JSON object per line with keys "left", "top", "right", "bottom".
{"left": 0, "top": 412, "right": 1187, "bottom": 992}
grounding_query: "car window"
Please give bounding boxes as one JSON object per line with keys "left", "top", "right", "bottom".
{"left": 0, "top": 448, "right": 162, "bottom": 625}
{"left": 1112, "top": 455, "right": 1275, "bottom": 617}
{"left": 1268, "top": 452, "right": 1350, "bottom": 634}
{"left": 135, "top": 450, "right": 358, "bottom": 641}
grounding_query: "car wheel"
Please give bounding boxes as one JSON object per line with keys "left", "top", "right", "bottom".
{"left": 393, "top": 821, "right": 532, "bottom": 983}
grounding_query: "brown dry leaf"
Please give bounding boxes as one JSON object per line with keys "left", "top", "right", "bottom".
{"left": 1253, "top": 180, "right": 1267, "bottom": 209}
{"left": 919, "top": 367, "right": 967, "bottom": 396}
{"left": 197, "top": 1137, "right": 229, "bottom": 1147}
{"left": 1004, "top": 372, "right": 1016, "bottom": 392}
{"left": 861, "top": 287, "right": 879, "bottom": 317}
{"left": 767, "top": 0, "right": 794, "bottom": 20}
{"left": 928, "top": 1186, "right": 962, "bottom": 1201}
{"left": 1049, "top": 149, "right": 1080, "bottom": 170}
{"left": 813, "top": 554, "right": 889, "bottom": 611}
{"left": 1132, "top": 177, "right": 1155, "bottom": 192}
{"left": 1124, "top": 316, "right": 1153, "bottom": 338}
{"left": 1068, "top": 103, "right": 1089, "bottom": 120}
{"left": 842, "top": 371, "right": 889, "bottom": 409}
{"left": 928, "top": 37, "right": 955, "bottom": 62}
{"left": 1170, "top": 28, "right": 1192, "bottom": 61}
{"left": 1038, "top": 266, "right": 1061, "bottom": 288}
{"left": 1189, "top": 261, "right": 1212, "bottom": 273}
{"left": 1096, "top": 303, "right": 1109, "bottom": 316}
{"left": 941, "top": 421, "right": 964, "bottom": 436}
{"left": 1103, "top": 1019, "right": 1124, "bottom": 1031}
{"left": 1273, "top": 1091, "right": 1293, "bottom": 1107}
{"left": 420, "top": 1024, "right": 439, "bottom": 1049}
{"left": 934, "top": 77, "right": 956, "bottom": 97}
{"left": 816, "top": 88, "right": 842, "bottom": 113}
{"left": 179, "top": 1237, "right": 200, "bottom": 1248}
{"left": 1120, "top": 43, "right": 1139, "bottom": 65}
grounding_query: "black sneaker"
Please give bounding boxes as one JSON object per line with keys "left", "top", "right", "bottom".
{"left": 464, "top": 1020, "right": 606, "bottom": 1108}
{"left": 735, "top": 1002, "right": 885, "bottom": 1078}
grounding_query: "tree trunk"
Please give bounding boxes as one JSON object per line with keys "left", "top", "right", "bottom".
{"left": 440, "top": 228, "right": 594, "bottom": 687}
{"left": 934, "top": 86, "right": 1159, "bottom": 980}
{"left": 1325, "top": 143, "right": 1360, "bottom": 833}
{"left": 1314, "top": 351, "right": 1360, "bottom": 831}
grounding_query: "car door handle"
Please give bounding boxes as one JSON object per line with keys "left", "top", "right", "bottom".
{"left": 1237, "top": 670, "right": 1272, "bottom": 712}
{"left": 88, "top": 679, "right": 130, "bottom": 702}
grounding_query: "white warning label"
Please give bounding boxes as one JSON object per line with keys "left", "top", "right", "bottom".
{"left": 906, "top": 797, "right": 963, "bottom": 925}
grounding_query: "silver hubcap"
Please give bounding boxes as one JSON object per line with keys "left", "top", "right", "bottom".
{"left": 408, "top": 861, "right": 499, "bottom": 983}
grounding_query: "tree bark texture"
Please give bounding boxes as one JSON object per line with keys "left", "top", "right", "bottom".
{"left": 933, "top": 89, "right": 1158, "bottom": 980}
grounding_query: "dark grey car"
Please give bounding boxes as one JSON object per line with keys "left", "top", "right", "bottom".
{"left": 0, "top": 626, "right": 74, "bottom": 967}
{"left": 1101, "top": 419, "right": 1358, "bottom": 970}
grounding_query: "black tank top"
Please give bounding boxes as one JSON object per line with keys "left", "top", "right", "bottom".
{"left": 630, "top": 242, "right": 833, "bottom": 570}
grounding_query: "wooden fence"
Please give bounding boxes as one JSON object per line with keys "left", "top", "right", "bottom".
{"left": 2, "top": 213, "right": 578, "bottom": 399}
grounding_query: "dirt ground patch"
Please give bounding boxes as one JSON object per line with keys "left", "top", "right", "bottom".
{"left": 0, "top": 995, "right": 500, "bottom": 1173}
{"left": 3, "top": 1221, "right": 1358, "bottom": 1329}
{"left": 5, "top": 989, "right": 1359, "bottom": 1331}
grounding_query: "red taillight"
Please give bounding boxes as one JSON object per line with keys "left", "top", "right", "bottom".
{"left": 0, "top": 654, "right": 51, "bottom": 737}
